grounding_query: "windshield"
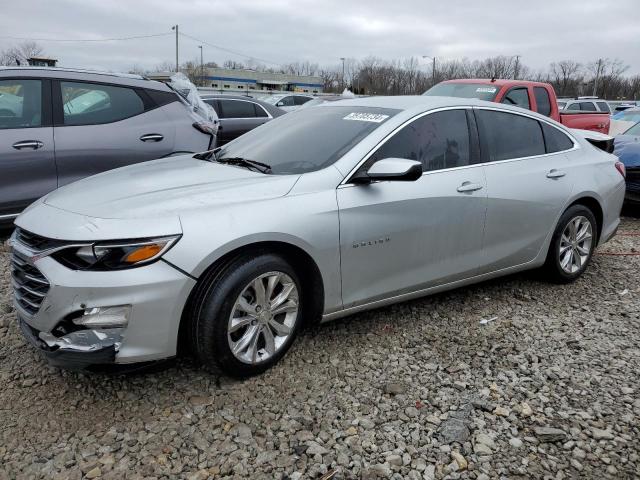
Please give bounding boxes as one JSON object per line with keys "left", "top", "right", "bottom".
{"left": 423, "top": 82, "right": 500, "bottom": 101}
{"left": 262, "top": 95, "right": 286, "bottom": 105}
{"left": 216, "top": 106, "right": 399, "bottom": 174}
{"left": 624, "top": 122, "right": 640, "bottom": 135}
{"left": 613, "top": 110, "right": 640, "bottom": 122}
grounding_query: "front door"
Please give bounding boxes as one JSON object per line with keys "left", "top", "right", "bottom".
{"left": 337, "top": 108, "right": 487, "bottom": 308}
{"left": 0, "top": 78, "right": 57, "bottom": 218}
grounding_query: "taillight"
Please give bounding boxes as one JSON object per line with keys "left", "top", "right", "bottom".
{"left": 615, "top": 161, "right": 626, "bottom": 178}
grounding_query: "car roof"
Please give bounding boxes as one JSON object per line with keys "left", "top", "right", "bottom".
{"left": 0, "top": 66, "right": 170, "bottom": 91}
{"left": 321, "top": 95, "right": 501, "bottom": 111}
{"left": 441, "top": 78, "right": 552, "bottom": 88}
{"left": 200, "top": 94, "right": 285, "bottom": 116}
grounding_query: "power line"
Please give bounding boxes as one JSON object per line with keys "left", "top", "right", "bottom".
{"left": 0, "top": 33, "right": 173, "bottom": 43}
{"left": 178, "top": 31, "right": 284, "bottom": 66}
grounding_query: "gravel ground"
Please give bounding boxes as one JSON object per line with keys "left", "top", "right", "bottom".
{"left": 0, "top": 217, "right": 639, "bottom": 480}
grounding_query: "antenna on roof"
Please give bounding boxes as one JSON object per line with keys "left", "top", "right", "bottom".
{"left": 490, "top": 77, "right": 496, "bottom": 83}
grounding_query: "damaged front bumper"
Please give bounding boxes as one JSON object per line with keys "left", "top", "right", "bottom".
{"left": 19, "top": 317, "right": 119, "bottom": 369}
{"left": 11, "top": 246, "right": 197, "bottom": 370}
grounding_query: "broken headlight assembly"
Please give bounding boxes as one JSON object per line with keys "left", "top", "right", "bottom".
{"left": 52, "top": 235, "right": 180, "bottom": 271}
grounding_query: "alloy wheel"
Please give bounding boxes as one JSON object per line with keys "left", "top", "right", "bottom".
{"left": 559, "top": 215, "right": 593, "bottom": 274}
{"left": 227, "top": 271, "right": 299, "bottom": 364}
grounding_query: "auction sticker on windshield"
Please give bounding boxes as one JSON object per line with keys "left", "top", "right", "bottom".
{"left": 476, "top": 87, "right": 497, "bottom": 93}
{"left": 343, "top": 112, "right": 390, "bottom": 123}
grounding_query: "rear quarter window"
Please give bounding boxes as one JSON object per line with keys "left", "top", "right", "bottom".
{"left": 542, "top": 123, "right": 574, "bottom": 153}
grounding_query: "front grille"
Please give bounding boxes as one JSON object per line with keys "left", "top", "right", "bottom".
{"left": 10, "top": 250, "right": 50, "bottom": 316}
{"left": 15, "top": 227, "right": 65, "bottom": 251}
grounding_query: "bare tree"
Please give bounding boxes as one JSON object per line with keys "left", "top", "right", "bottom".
{"left": 550, "top": 60, "right": 582, "bottom": 96}
{"left": 0, "top": 41, "right": 45, "bottom": 66}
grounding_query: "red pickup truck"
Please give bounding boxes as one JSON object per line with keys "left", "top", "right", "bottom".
{"left": 424, "top": 79, "right": 610, "bottom": 134}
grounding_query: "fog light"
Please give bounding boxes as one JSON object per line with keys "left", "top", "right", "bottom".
{"left": 72, "top": 305, "right": 131, "bottom": 328}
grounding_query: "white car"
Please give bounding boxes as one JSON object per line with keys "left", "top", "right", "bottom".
{"left": 261, "top": 93, "right": 314, "bottom": 112}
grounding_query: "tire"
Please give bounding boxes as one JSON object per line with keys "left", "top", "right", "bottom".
{"left": 541, "top": 204, "right": 597, "bottom": 283}
{"left": 188, "top": 253, "right": 304, "bottom": 377}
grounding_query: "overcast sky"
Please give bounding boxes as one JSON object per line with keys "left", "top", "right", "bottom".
{"left": 1, "top": 0, "right": 639, "bottom": 75}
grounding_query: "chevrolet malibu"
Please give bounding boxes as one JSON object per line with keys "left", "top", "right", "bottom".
{"left": 10, "top": 96, "right": 625, "bottom": 377}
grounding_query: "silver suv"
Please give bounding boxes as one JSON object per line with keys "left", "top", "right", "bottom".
{"left": 0, "top": 67, "right": 217, "bottom": 224}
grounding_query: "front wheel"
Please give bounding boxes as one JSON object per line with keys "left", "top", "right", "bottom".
{"left": 541, "top": 205, "right": 597, "bottom": 283}
{"left": 189, "top": 253, "right": 303, "bottom": 377}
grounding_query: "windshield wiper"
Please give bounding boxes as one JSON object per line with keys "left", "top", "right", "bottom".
{"left": 216, "top": 157, "right": 272, "bottom": 174}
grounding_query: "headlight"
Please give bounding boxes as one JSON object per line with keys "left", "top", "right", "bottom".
{"left": 53, "top": 236, "right": 180, "bottom": 271}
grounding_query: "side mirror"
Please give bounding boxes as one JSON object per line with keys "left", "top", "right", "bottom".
{"left": 276, "top": 101, "right": 284, "bottom": 107}
{"left": 352, "top": 158, "right": 423, "bottom": 184}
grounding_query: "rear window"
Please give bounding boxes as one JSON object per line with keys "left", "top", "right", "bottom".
{"left": 596, "top": 101, "right": 610, "bottom": 113}
{"left": 218, "top": 99, "right": 257, "bottom": 118}
{"left": 424, "top": 83, "right": 500, "bottom": 101}
{"left": 216, "top": 106, "right": 399, "bottom": 175}
{"left": 61, "top": 81, "right": 144, "bottom": 125}
{"left": 580, "top": 102, "right": 597, "bottom": 111}
{"left": 534, "top": 87, "right": 552, "bottom": 117}
{"left": 477, "top": 110, "right": 545, "bottom": 161}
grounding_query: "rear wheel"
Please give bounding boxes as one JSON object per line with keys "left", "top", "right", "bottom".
{"left": 189, "top": 253, "right": 303, "bottom": 377}
{"left": 542, "top": 205, "right": 597, "bottom": 283}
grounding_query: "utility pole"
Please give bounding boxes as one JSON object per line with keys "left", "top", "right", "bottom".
{"left": 198, "top": 45, "right": 204, "bottom": 87}
{"left": 340, "top": 57, "right": 345, "bottom": 90}
{"left": 513, "top": 55, "right": 521, "bottom": 79}
{"left": 422, "top": 56, "right": 436, "bottom": 85}
{"left": 172, "top": 25, "right": 179, "bottom": 72}
{"left": 593, "top": 58, "right": 603, "bottom": 97}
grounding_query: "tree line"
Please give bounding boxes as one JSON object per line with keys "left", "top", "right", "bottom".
{"left": 168, "top": 54, "right": 640, "bottom": 100}
{"left": 2, "top": 41, "right": 639, "bottom": 100}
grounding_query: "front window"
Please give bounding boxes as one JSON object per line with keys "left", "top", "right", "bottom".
{"left": 0, "top": 79, "right": 42, "bottom": 129}
{"left": 501, "top": 87, "right": 530, "bottom": 110}
{"left": 424, "top": 82, "right": 500, "bottom": 101}
{"left": 215, "top": 106, "right": 399, "bottom": 175}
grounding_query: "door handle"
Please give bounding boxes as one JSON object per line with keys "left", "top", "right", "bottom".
{"left": 546, "top": 169, "right": 566, "bottom": 179}
{"left": 139, "top": 133, "right": 164, "bottom": 142}
{"left": 457, "top": 181, "right": 483, "bottom": 193}
{"left": 12, "top": 140, "right": 43, "bottom": 150}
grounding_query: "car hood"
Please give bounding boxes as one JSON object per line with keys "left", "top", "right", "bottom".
{"left": 614, "top": 135, "right": 640, "bottom": 168}
{"left": 43, "top": 155, "right": 300, "bottom": 219}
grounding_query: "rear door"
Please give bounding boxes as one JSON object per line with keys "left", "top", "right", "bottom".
{"left": 476, "top": 108, "right": 574, "bottom": 273}
{"left": 52, "top": 80, "right": 176, "bottom": 187}
{"left": 216, "top": 99, "right": 270, "bottom": 145}
{"left": 0, "top": 78, "right": 57, "bottom": 219}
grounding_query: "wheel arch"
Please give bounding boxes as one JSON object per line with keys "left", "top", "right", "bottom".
{"left": 178, "top": 240, "right": 326, "bottom": 354}
{"left": 566, "top": 195, "right": 604, "bottom": 243}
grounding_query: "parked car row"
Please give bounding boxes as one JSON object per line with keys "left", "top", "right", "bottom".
{"left": 0, "top": 67, "right": 217, "bottom": 224}
{"left": 201, "top": 94, "right": 284, "bottom": 145}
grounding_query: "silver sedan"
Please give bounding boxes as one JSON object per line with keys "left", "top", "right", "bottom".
{"left": 11, "top": 96, "right": 625, "bottom": 377}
